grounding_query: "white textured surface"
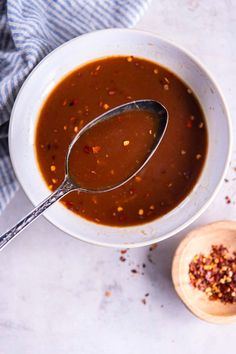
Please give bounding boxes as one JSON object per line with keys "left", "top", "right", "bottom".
{"left": 1, "top": 0, "right": 236, "bottom": 353}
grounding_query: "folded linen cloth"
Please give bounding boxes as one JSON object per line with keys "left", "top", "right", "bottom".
{"left": 0, "top": 0, "right": 150, "bottom": 214}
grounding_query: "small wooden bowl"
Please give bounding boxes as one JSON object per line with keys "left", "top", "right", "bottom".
{"left": 172, "top": 221, "right": 236, "bottom": 324}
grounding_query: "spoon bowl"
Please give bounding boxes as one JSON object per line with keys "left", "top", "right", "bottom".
{"left": 66, "top": 99, "right": 168, "bottom": 193}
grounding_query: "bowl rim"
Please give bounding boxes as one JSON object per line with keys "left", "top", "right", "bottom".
{"left": 8, "top": 28, "right": 232, "bottom": 248}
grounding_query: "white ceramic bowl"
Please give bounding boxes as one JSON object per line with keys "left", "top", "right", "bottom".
{"left": 9, "top": 29, "right": 231, "bottom": 248}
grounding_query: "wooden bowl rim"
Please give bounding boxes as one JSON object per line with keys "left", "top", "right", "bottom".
{"left": 172, "top": 220, "right": 236, "bottom": 324}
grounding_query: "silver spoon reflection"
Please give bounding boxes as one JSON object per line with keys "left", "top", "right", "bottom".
{"left": 0, "top": 100, "right": 168, "bottom": 250}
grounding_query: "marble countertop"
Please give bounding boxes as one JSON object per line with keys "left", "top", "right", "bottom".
{"left": 1, "top": 1, "right": 236, "bottom": 353}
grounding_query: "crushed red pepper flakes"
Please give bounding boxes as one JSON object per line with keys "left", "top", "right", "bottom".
{"left": 120, "top": 249, "right": 127, "bottom": 254}
{"left": 186, "top": 120, "right": 193, "bottom": 128}
{"left": 108, "top": 90, "right": 116, "bottom": 96}
{"left": 138, "top": 208, "right": 144, "bottom": 216}
{"left": 117, "top": 206, "right": 123, "bottom": 212}
{"left": 189, "top": 244, "right": 236, "bottom": 304}
{"left": 163, "top": 84, "right": 169, "bottom": 91}
{"left": 135, "top": 176, "right": 142, "bottom": 182}
{"left": 149, "top": 243, "right": 158, "bottom": 251}
{"left": 69, "top": 99, "right": 78, "bottom": 106}
{"left": 199, "top": 122, "right": 204, "bottom": 128}
{"left": 103, "top": 103, "right": 109, "bottom": 110}
{"left": 131, "top": 269, "right": 138, "bottom": 274}
{"left": 70, "top": 116, "right": 76, "bottom": 122}
{"left": 64, "top": 201, "right": 75, "bottom": 210}
{"left": 225, "top": 196, "right": 231, "bottom": 204}
{"left": 83, "top": 145, "right": 91, "bottom": 154}
{"left": 129, "top": 188, "right": 135, "bottom": 195}
{"left": 123, "top": 140, "right": 130, "bottom": 146}
{"left": 196, "top": 154, "right": 202, "bottom": 160}
{"left": 105, "top": 291, "right": 112, "bottom": 297}
{"left": 92, "top": 146, "right": 101, "bottom": 154}
{"left": 147, "top": 253, "right": 155, "bottom": 264}
{"left": 120, "top": 256, "right": 126, "bottom": 262}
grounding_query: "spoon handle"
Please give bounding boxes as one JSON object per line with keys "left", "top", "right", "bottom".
{"left": 0, "top": 178, "right": 75, "bottom": 251}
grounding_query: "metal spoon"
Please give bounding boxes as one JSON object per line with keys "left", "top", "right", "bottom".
{"left": 0, "top": 100, "right": 168, "bottom": 250}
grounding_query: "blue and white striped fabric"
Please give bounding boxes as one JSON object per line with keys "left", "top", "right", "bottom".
{"left": 0, "top": 0, "right": 150, "bottom": 214}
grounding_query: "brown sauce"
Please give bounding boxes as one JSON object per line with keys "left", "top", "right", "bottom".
{"left": 35, "top": 56, "right": 208, "bottom": 226}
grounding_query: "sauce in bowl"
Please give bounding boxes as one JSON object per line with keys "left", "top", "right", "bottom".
{"left": 36, "top": 56, "right": 207, "bottom": 226}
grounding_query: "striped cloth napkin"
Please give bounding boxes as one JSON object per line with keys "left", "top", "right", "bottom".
{"left": 0, "top": 0, "right": 150, "bottom": 214}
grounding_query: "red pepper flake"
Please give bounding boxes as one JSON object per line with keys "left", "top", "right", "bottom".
{"left": 141, "top": 298, "right": 147, "bottom": 305}
{"left": 108, "top": 90, "right": 116, "bottom": 96}
{"left": 117, "top": 206, "right": 123, "bottom": 212}
{"left": 50, "top": 165, "right": 56, "bottom": 172}
{"left": 65, "top": 201, "right": 74, "bottom": 210}
{"left": 120, "top": 256, "right": 126, "bottom": 262}
{"left": 138, "top": 208, "right": 144, "bottom": 216}
{"left": 92, "top": 146, "right": 101, "bottom": 154}
{"left": 135, "top": 176, "right": 142, "bottom": 182}
{"left": 118, "top": 214, "right": 127, "bottom": 222}
{"left": 127, "top": 56, "right": 133, "bottom": 62}
{"left": 186, "top": 120, "right": 193, "bottom": 128}
{"left": 105, "top": 291, "right": 112, "bottom": 297}
{"left": 147, "top": 254, "right": 154, "bottom": 264}
{"left": 120, "top": 249, "right": 127, "bottom": 254}
{"left": 225, "top": 196, "right": 231, "bottom": 204}
{"left": 103, "top": 103, "right": 109, "bottom": 110}
{"left": 129, "top": 188, "right": 135, "bottom": 195}
{"left": 131, "top": 269, "right": 138, "bottom": 274}
{"left": 149, "top": 243, "right": 158, "bottom": 251}
{"left": 189, "top": 244, "right": 236, "bottom": 304}
{"left": 83, "top": 145, "right": 91, "bottom": 154}
{"left": 68, "top": 99, "right": 78, "bottom": 106}
{"left": 70, "top": 116, "right": 76, "bottom": 122}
